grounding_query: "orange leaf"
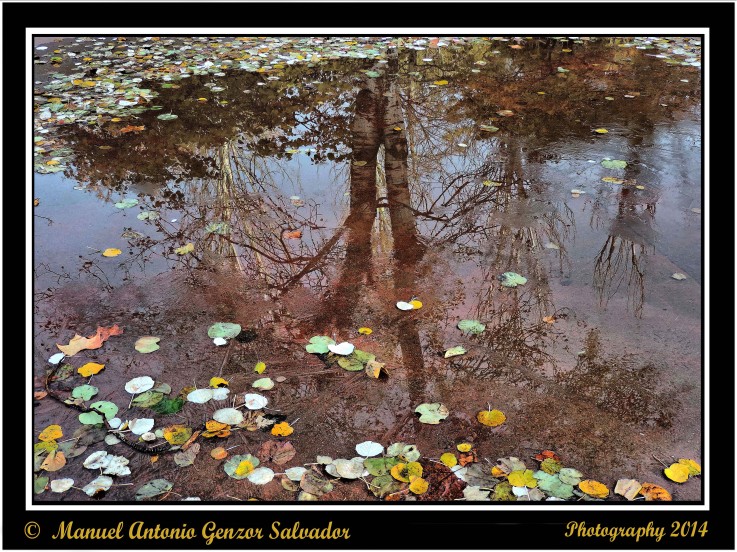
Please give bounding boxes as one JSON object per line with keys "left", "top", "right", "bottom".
{"left": 578, "top": 479, "right": 609, "bottom": 498}
{"left": 34, "top": 391, "right": 48, "bottom": 400}
{"left": 120, "top": 125, "right": 145, "bottom": 133}
{"left": 271, "top": 422, "right": 294, "bottom": 436}
{"left": 56, "top": 324, "right": 123, "bottom": 356}
{"left": 542, "top": 315, "right": 555, "bottom": 324}
{"left": 211, "top": 447, "right": 228, "bottom": 460}
{"left": 77, "top": 362, "right": 105, "bottom": 377}
{"left": 459, "top": 449, "right": 478, "bottom": 466}
{"left": 639, "top": 482, "right": 672, "bottom": 501}
{"left": 41, "top": 451, "right": 66, "bottom": 472}
{"left": 534, "top": 450, "right": 561, "bottom": 462}
{"left": 283, "top": 230, "right": 302, "bottom": 239}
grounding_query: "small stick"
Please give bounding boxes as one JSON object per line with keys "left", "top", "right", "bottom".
{"left": 218, "top": 340, "right": 234, "bottom": 377}
{"left": 652, "top": 454, "right": 669, "bottom": 468}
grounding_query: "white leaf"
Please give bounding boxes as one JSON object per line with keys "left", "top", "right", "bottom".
{"left": 83, "top": 451, "right": 110, "bottom": 469}
{"left": 125, "top": 376, "right": 155, "bottom": 394}
{"left": 50, "top": 478, "right": 74, "bottom": 493}
{"left": 213, "top": 337, "right": 228, "bottom": 346}
{"left": 102, "top": 455, "right": 131, "bottom": 476}
{"left": 246, "top": 467, "right": 275, "bottom": 485}
{"left": 213, "top": 408, "right": 244, "bottom": 425}
{"left": 108, "top": 417, "right": 122, "bottom": 429}
{"left": 211, "top": 387, "right": 230, "bottom": 400}
{"left": 128, "top": 418, "right": 155, "bottom": 435}
{"left": 187, "top": 388, "right": 214, "bottom": 404}
{"left": 396, "top": 301, "right": 414, "bottom": 311}
{"left": 48, "top": 352, "right": 65, "bottom": 365}
{"left": 332, "top": 458, "right": 364, "bottom": 479}
{"left": 324, "top": 463, "right": 340, "bottom": 478}
{"left": 104, "top": 434, "right": 121, "bottom": 445}
{"left": 671, "top": 273, "right": 687, "bottom": 280}
{"left": 328, "top": 342, "right": 355, "bottom": 355}
{"left": 355, "top": 441, "right": 384, "bottom": 457}
{"left": 243, "top": 393, "right": 268, "bottom": 410}
{"left": 512, "top": 486, "right": 529, "bottom": 497}
{"left": 285, "top": 467, "right": 307, "bottom": 481}
{"left": 83, "top": 475, "right": 113, "bottom": 496}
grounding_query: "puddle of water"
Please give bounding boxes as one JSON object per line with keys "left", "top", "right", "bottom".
{"left": 33, "top": 36, "right": 702, "bottom": 501}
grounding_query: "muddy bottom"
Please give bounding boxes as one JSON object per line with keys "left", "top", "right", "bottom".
{"left": 33, "top": 35, "right": 702, "bottom": 502}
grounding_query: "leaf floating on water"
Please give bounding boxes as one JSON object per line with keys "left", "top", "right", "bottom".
{"left": 601, "top": 159, "right": 628, "bottom": 170}
{"left": 174, "top": 242, "right": 194, "bottom": 255}
{"left": 457, "top": 319, "right": 485, "bottom": 334}
{"left": 135, "top": 336, "right": 160, "bottom": 353}
{"left": 102, "top": 248, "right": 122, "bottom": 257}
{"left": 114, "top": 198, "right": 139, "bottom": 209}
{"left": 499, "top": 272, "right": 527, "bottom": 288}
{"left": 204, "top": 222, "right": 230, "bottom": 235}
{"left": 414, "top": 402, "right": 449, "bottom": 424}
{"left": 477, "top": 409, "right": 506, "bottom": 427}
{"left": 444, "top": 346, "right": 466, "bottom": 358}
{"left": 671, "top": 273, "right": 687, "bottom": 281}
{"left": 137, "top": 211, "right": 159, "bottom": 221}
{"left": 602, "top": 176, "right": 625, "bottom": 184}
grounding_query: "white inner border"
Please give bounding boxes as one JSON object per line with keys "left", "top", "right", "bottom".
{"left": 26, "top": 27, "right": 709, "bottom": 512}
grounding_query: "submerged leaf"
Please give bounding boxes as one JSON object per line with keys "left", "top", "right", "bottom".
{"left": 457, "top": 319, "right": 486, "bottom": 334}
{"left": 601, "top": 159, "right": 628, "bottom": 170}
{"left": 499, "top": 272, "right": 527, "bottom": 287}
{"left": 444, "top": 346, "right": 466, "bottom": 358}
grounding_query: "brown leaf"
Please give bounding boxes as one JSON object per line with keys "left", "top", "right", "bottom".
{"left": 257, "top": 440, "right": 296, "bottom": 466}
{"left": 56, "top": 324, "right": 123, "bottom": 356}
{"left": 534, "top": 450, "right": 561, "bottom": 462}
{"left": 459, "top": 449, "right": 478, "bottom": 466}
{"left": 34, "top": 391, "right": 48, "bottom": 400}
{"left": 120, "top": 125, "right": 145, "bottom": 133}
{"left": 41, "top": 451, "right": 66, "bottom": 472}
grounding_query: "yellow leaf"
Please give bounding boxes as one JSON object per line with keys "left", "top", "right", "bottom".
{"left": 45, "top": 160, "right": 60, "bottom": 166}
{"left": 593, "top": 128, "right": 609, "bottom": 134}
{"left": 409, "top": 476, "right": 429, "bottom": 495}
{"left": 390, "top": 463, "right": 409, "bottom": 482}
{"left": 209, "top": 377, "right": 229, "bottom": 388}
{"left": 457, "top": 443, "right": 472, "bottom": 453}
{"left": 254, "top": 362, "right": 266, "bottom": 374}
{"left": 393, "top": 126, "right": 403, "bottom": 131}
{"left": 677, "top": 458, "right": 701, "bottom": 476}
{"left": 271, "top": 422, "right": 294, "bottom": 437}
{"left": 110, "top": 117, "right": 121, "bottom": 122}
{"left": 151, "top": 455, "right": 159, "bottom": 464}
{"left": 211, "top": 447, "right": 228, "bottom": 460}
{"left": 440, "top": 452, "right": 457, "bottom": 468}
{"left": 508, "top": 469, "right": 537, "bottom": 488}
{"left": 102, "top": 248, "right": 122, "bottom": 257}
{"left": 366, "top": 360, "right": 387, "bottom": 379}
{"left": 602, "top": 177, "right": 624, "bottom": 184}
{"left": 205, "top": 420, "right": 228, "bottom": 432}
{"left": 562, "top": 48, "right": 572, "bottom": 52}
{"left": 537, "top": 91, "right": 546, "bottom": 95}
{"left": 433, "top": 80, "right": 448, "bottom": 85}
{"left": 197, "top": 97, "right": 208, "bottom": 102}
{"left": 174, "top": 242, "right": 194, "bottom": 255}
{"left": 35, "top": 440, "right": 58, "bottom": 453}
{"left": 163, "top": 424, "right": 193, "bottom": 445}
{"left": 491, "top": 466, "right": 506, "bottom": 477}
{"left": 77, "top": 362, "right": 105, "bottom": 377}
{"left": 482, "top": 180, "right": 502, "bottom": 187}
{"left": 635, "top": 185, "right": 645, "bottom": 190}
{"left": 235, "top": 460, "right": 255, "bottom": 476}
{"left": 409, "top": 300, "right": 423, "bottom": 309}
{"left": 664, "top": 462, "right": 690, "bottom": 483}
{"left": 39, "top": 424, "right": 63, "bottom": 442}
{"left": 41, "top": 451, "right": 66, "bottom": 472}
{"left": 578, "top": 479, "right": 609, "bottom": 498}
{"left": 358, "top": 327, "right": 373, "bottom": 335}
{"left": 477, "top": 409, "right": 506, "bottom": 427}
{"left": 639, "top": 482, "right": 672, "bottom": 501}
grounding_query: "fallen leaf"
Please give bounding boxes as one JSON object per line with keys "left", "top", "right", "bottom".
{"left": 174, "top": 443, "right": 200, "bottom": 467}
{"left": 102, "top": 248, "right": 122, "bottom": 257}
{"left": 125, "top": 376, "right": 155, "bottom": 394}
{"left": 497, "top": 109, "right": 515, "bottom": 116}
{"left": 358, "top": 327, "right": 373, "bottom": 335}
{"left": 614, "top": 478, "right": 642, "bottom": 500}
{"left": 356, "top": 441, "right": 383, "bottom": 457}
{"left": 57, "top": 325, "right": 123, "bottom": 356}
{"left": 440, "top": 452, "right": 457, "bottom": 468}
{"left": 211, "top": 447, "right": 228, "bottom": 460}
{"left": 128, "top": 418, "right": 155, "bottom": 435}
{"left": 135, "top": 336, "right": 160, "bottom": 353}
{"left": 41, "top": 451, "right": 67, "bottom": 472}
{"left": 677, "top": 458, "right": 701, "bottom": 476}
{"left": 209, "top": 377, "right": 229, "bottom": 388}
{"left": 120, "top": 125, "right": 145, "bottom": 133}
{"left": 175, "top": 242, "right": 194, "bottom": 255}
{"left": 365, "top": 360, "right": 388, "bottom": 379}
{"left": 328, "top": 342, "right": 355, "bottom": 355}
{"left": 414, "top": 402, "right": 449, "bottom": 424}
{"left": 271, "top": 422, "right": 294, "bottom": 437}
{"left": 213, "top": 408, "right": 244, "bottom": 425}
{"left": 444, "top": 346, "right": 466, "bottom": 358}
{"left": 283, "top": 230, "right": 302, "bottom": 239}
{"left": 163, "top": 425, "right": 193, "bottom": 445}
{"left": 477, "top": 409, "right": 506, "bottom": 427}
{"left": 207, "top": 322, "right": 241, "bottom": 339}
{"left": 34, "top": 198, "right": 40, "bottom": 207}
{"left": 433, "top": 79, "right": 448, "bottom": 85}
{"left": 664, "top": 462, "right": 690, "bottom": 483}
{"left": 396, "top": 301, "right": 414, "bottom": 311}
{"left": 540, "top": 458, "right": 563, "bottom": 474}
{"left": 458, "top": 449, "right": 478, "bottom": 466}
{"left": 409, "top": 476, "right": 429, "bottom": 495}
{"left": 39, "top": 424, "right": 63, "bottom": 442}
{"left": 535, "top": 450, "right": 561, "bottom": 463}
{"left": 390, "top": 462, "right": 423, "bottom": 482}
{"left": 247, "top": 467, "right": 275, "bottom": 485}
{"left": 601, "top": 159, "right": 627, "bottom": 170}
{"left": 457, "top": 319, "right": 485, "bottom": 334}
{"left": 34, "top": 391, "right": 48, "bottom": 400}
{"left": 50, "top": 478, "right": 74, "bottom": 493}
{"left": 578, "top": 479, "right": 609, "bottom": 498}
{"left": 542, "top": 315, "right": 556, "bottom": 324}
{"left": 254, "top": 362, "right": 266, "bottom": 374}
{"left": 135, "top": 478, "right": 172, "bottom": 500}
{"left": 409, "top": 299, "right": 423, "bottom": 309}
{"left": 85, "top": 475, "right": 114, "bottom": 497}
{"left": 602, "top": 176, "right": 625, "bottom": 184}
{"left": 593, "top": 128, "right": 609, "bottom": 134}
{"left": 499, "top": 272, "right": 527, "bottom": 287}
{"left": 77, "top": 362, "right": 105, "bottom": 377}
{"left": 671, "top": 273, "right": 687, "bottom": 280}
{"left": 639, "top": 482, "right": 672, "bottom": 501}
{"left": 258, "top": 440, "right": 297, "bottom": 465}
{"left": 457, "top": 443, "right": 473, "bottom": 453}
{"left": 464, "top": 485, "right": 491, "bottom": 500}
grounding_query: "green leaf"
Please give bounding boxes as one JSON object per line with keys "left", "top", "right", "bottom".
{"left": 540, "top": 458, "right": 563, "bottom": 474}
{"left": 414, "top": 402, "right": 449, "bottom": 424}
{"left": 444, "top": 346, "right": 466, "bottom": 358}
{"left": 137, "top": 211, "right": 159, "bottom": 221}
{"left": 534, "top": 470, "right": 575, "bottom": 499}
{"left": 114, "top": 198, "right": 138, "bottom": 209}
{"left": 78, "top": 411, "right": 104, "bottom": 425}
{"left": 252, "top": 377, "right": 274, "bottom": 390}
{"left": 601, "top": 159, "right": 628, "bottom": 170}
{"left": 89, "top": 400, "right": 118, "bottom": 420}
{"left": 135, "top": 479, "right": 173, "bottom": 500}
{"left": 458, "top": 319, "right": 486, "bottom": 334}
{"left": 369, "top": 474, "right": 401, "bottom": 498}
{"left": 204, "top": 221, "right": 230, "bottom": 235}
{"left": 305, "top": 335, "right": 335, "bottom": 354}
{"left": 156, "top": 113, "right": 178, "bottom": 120}
{"left": 224, "top": 454, "right": 260, "bottom": 480}
{"left": 131, "top": 390, "right": 165, "bottom": 408}
{"left": 499, "top": 272, "right": 527, "bottom": 287}
{"left": 135, "top": 336, "right": 161, "bottom": 353}
{"left": 492, "top": 481, "right": 517, "bottom": 501}
{"left": 364, "top": 457, "right": 400, "bottom": 477}
{"left": 71, "top": 384, "right": 99, "bottom": 401}
{"left": 479, "top": 124, "right": 499, "bottom": 132}
{"left": 558, "top": 467, "right": 583, "bottom": 485}
{"left": 557, "top": 66, "right": 570, "bottom": 73}
{"left": 34, "top": 475, "right": 49, "bottom": 494}
{"left": 365, "top": 70, "right": 381, "bottom": 78}
{"left": 207, "top": 322, "right": 242, "bottom": 339}
{"left": 337, "top": 356, "right": 364, "bottom": 371}
{"left": 150, "top": 397, "right": 184, "bottom": 415}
